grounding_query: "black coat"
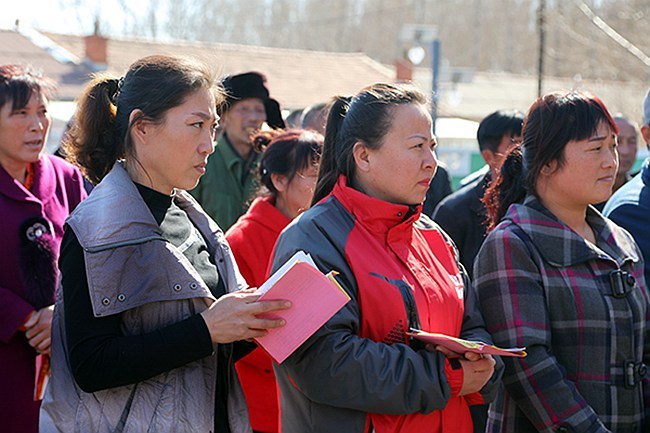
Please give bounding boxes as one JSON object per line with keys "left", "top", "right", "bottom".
{"left": 432, "top": 172, "right": 490, "bottom": 278}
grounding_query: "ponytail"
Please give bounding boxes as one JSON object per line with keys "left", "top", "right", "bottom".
{"left": 65, "top": 55, "right": 219, "bottom": 186}
{"left": 311, "top": 96, "right": 351, "bottom": 205}
{"left": 253, "top": 129, "right": 279, "bottom": 194}
{"left": 311, "top": 83, "right": 427, "bottom": 206}
{"left": 64, "top": 75, "right": 122, "bottom": 185}
{"left": 483, "top": 145, "right": 526, "bottom": 232}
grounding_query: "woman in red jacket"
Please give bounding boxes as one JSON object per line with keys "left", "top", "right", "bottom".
{"left": 269, "top": 83, "right": 501, "bottom": 433}
{"left": 226, "top": 128, "right": 323, "bottom": 433}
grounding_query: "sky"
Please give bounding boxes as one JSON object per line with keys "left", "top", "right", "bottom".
{"left": 1, "top": 0, "right": 149, "bottom": 36}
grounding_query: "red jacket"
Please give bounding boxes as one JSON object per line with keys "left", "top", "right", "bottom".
{"left": 226, "top": 196, "right": 290, "bottom": 433}
{"left": 269, "top": 176, "right": 502, "bottom": 433}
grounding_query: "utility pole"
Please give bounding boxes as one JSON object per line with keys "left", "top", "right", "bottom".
{"left": 537, "top": 0, "right": 546, "bottom": 97}
{"left": 431, "top": 39, "right": 440, "bottom": 135}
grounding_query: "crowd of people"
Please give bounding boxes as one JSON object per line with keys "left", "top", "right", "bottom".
{"left": 1, "top": 54, "right": 649, "bottom": 433}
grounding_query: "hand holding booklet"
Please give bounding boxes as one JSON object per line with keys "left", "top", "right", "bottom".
{"left": 254, "top": 251, "right": 351, "bottom": 364}
{"left": 407, "top": 328, "right": 527, "bottom": 357}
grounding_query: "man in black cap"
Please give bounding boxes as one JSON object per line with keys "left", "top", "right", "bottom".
{"left": 191, "top": 71, "right": 285, "bottom": 230}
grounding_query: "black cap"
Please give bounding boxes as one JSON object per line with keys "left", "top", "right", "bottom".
{"left": 221, "top": 72, "right": 285, "bottom": 129}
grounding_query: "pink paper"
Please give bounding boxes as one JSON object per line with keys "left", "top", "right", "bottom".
{"left": 254, "top": 262, "right": 350, "bottom": 364}
{"left": 407, "top": 330, "right": 527, "bottom": 357}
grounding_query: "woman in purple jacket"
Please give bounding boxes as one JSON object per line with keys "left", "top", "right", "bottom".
{"left": 0, "top": 65, "right": 86, "bottom": 432}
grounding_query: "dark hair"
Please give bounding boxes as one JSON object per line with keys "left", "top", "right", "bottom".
{"left": 253, "top": 128, "right": 323, "bottom": 197}
{"left": 64, "top": 55, "right": 222, "bottom": 184}
{"left": 612, "top": 113, "right": 637, "bottom": 129}
{"left": 0, "top": 64, "right": 55, "bottom": 111}
{"left": 484, "top": 91, "right": 617, "bottom": 231}
{"left": 312, "top": 83, "right": 428, "bottom": 204}
{"left": 301, "top": 102, "right": 328, "bottom": 133}
{"left": 477, "top": 109, "right": 525, "bottom": 153}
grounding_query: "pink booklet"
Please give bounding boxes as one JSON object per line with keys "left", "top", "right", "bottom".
{"left": 254, "top": 252, "right": 350, "bottom": 364}
{"left": 407, "top": 329, "right": 527, "bottom": 357}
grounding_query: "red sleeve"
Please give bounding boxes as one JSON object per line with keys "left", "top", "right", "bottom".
{"left": 444, "top": 358, "right": 464, "bottom": 397}
{"left": 226, "top": 227, "right": 258, "bottom": 287}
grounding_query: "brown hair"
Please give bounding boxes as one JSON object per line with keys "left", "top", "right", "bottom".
{"left": 484, "top": 91, "right": 618, "bottom": 231}
{"left": 312, "top": 83, "right": 428, "bottom": 205}
{"left": 253, "top": 128, "right": 323, "bottom": 198}
{"left": 64, "top": 55, "right": 223, "bottom": 184}
{"left": 0, "top": 64, "right": 55, "bottom": 111}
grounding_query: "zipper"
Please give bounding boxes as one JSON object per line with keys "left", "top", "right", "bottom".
{"left": 369, "top": 272, "right": 422, "bottom": 347}
{"left": 399, "top": 283, "right": 421, "bottom": 331}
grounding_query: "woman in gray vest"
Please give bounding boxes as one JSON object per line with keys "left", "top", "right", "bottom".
{"left": 40, "top": 55, "right": 290, "bottom": 433}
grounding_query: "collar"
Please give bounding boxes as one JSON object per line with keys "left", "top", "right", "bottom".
{"left": 69, "top": 162, "right": 222, "bottom": 252}
{"left": 67, "top": 161, "right": 162, "bottom": 250}
{"left": 469, "top": 171, "right": 491, "bottom": 213}
{"left": 504, "top": 195, "right": 639, "bottom": 267}
{"left": 0, "top": 155, "right": 56, "bottom": 205}
{"left": 234, "top": 195, "right": 290, "bottom": 233}
{"left": 134, "top": 182, "right": 174, "bottom": 226}
{"left": 642, "top": 157, "right": 650, "bottom": 186}
{"left": 331, "top": 175, "right": 421, "bottom": 236}
{"left": 218, "top": 133, "right": 258, "bottom": 171}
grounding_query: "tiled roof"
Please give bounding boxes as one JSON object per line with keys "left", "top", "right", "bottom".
{"left": 0, "top": 30, "right": 91, "bottom": 100}
{"left": 43, "top": 32, "right": 396, "bottom": 109}
{"left": 413, "top": 68, "right": 648, "bottom": 124}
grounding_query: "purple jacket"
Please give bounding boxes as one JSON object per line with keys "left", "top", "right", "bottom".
{"left": 0, "top": 154, "right": 86, "bottom": 433}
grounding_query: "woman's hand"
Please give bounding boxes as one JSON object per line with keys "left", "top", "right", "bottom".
{"left": 200, "top": 289, "right": 291, "bottom": 344}
{"left": 431, "top": 345, "right": 496, "bottom": 395}
{"left": 24, "top": 305, "right": 54, "bottom": 355}
{"left": 457, "top": 355, "right": 496, "bottom": 395}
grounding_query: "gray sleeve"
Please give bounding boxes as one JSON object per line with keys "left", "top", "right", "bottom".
{"left": 270, "top": 217, "right": 456, "bottom": 414}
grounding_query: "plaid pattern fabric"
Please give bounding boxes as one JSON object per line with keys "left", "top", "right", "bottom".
{"left": 474, "top": 195, "right": 650, "bottom": 433}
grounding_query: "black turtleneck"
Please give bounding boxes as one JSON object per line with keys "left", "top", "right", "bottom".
{"left": 60, "top": 183, "right": 232, "bottom": 431}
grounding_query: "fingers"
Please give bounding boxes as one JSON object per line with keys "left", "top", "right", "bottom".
{"left": 230, "top": 291, "right": 261, "bottom": 302}
{"left": 468, "top": 356, "right": 496, "bottom": 371}
{"left": 25, "top": 320, "right": 49, "bottom": 339}
{"left": 458, "top": 356, "right": 496, "bottom": 395}
{"left": 27, "top": 330, "right": 51, "bottom": 353}
{"left": 435, "top": 345, "right": 462, "bottom": 358}
{"left": 248, "top": 317, "right": 286, "bottom": 330}
{"left": 23, "top": 307, "right": 54, "bottom": 354}
{"left": 200, "top": 293, "right": 291, "bottom": 344}
{"left": 240, "top": 328, "right": 270, "bottom": 340}
{"left": 32, "top": 336, "right": 51, "bottom": 354}
{"left": 463, "top": 352, "right": 482, "bottom": 362}
{"left": 23, "top": 310, "right": 39, "bottom": 329}
{"left": 238, "top": 287, "right": 260, "bottom": 295}
{"left": 250, "top": 299, "right": 292, "bottom": 315}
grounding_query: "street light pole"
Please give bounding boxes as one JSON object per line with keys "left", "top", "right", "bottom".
{"left": 431, "top": 39, "right": 440, "bottom": 135}
{"left": 537, "top": 0, "right": 546, "bottom": 97}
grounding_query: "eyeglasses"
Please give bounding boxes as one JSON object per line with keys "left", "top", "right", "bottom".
{"left": 296, "top": 171, "right": 319, "bottom": 183}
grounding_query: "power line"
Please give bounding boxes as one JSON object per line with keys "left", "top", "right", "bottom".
{"left": 576, "top": 0, "right": 650, "bottom": 67}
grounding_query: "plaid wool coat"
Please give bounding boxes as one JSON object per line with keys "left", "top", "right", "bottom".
{"left": 474, "top": 195, "right": 650, "bottom": 433}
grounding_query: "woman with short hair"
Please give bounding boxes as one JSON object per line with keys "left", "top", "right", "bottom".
{"left": 475, "top": 91, "right": 650, "bottom": 432}
{"left": 0, "top": 64, "right": 87, "bottom": 433}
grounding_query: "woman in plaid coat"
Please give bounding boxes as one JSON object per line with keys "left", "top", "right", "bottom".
{"left": 474, "top": 91, "right": 650, "bottom": 433}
